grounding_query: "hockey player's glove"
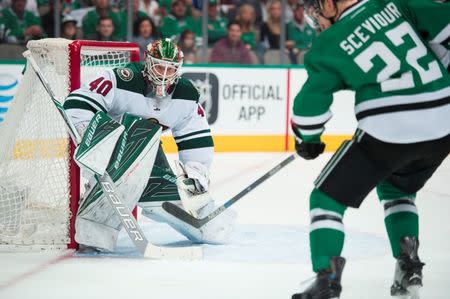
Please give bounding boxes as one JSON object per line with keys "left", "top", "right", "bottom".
{"left": 176, "top": 161, "right": 210, "bottom": 195}
{"left": 295, "top": 140, "right": 325, "bottom": 160}
{"left": 175, "top": 161, "right": 213, "bottom": 217}
{"left": 291, "top": 122, "right": 325, "bottom": 160}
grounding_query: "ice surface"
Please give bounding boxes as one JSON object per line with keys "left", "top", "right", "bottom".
{"left": 0, "top": 153, "right": 449, "bottom": 299}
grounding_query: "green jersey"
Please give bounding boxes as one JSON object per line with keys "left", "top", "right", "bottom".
{"left": 396, "top": 0, "right": 449, "bottom": 47}
{"left": 191, "top": 16, "right": 228, "bottom": 46}
{"left": 160, "top": 15, "right": 198, "bottom": 40}
{"left": 241, "top": 31, "right": 257, "bottom": 49}
{"left": 286, "top": 20, "right": 316, "bottom": 50}
{"left": 292, "top": 0, "right": 450, "bottom": 144}
{"left": 396, "top": 0, "right": 450, "bottom": 68}
{"left": 118, "top": 10, "right": 148, "bottom": 40}
{"left": 82, "top": 9, "right": 122, "bottom": 40}
{"left": 0, "top": 8, "right": 42, "bottom": 41}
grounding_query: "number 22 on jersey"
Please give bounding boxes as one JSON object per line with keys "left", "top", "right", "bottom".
{"left": 354, "top": 21, "right": 443, "bottom": 92}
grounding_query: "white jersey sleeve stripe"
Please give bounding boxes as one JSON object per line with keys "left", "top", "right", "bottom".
{"left": 175, "top": 132, "right": 212, "bottom": 143}
{"left": 66, "top": 94, "right": 107, "bottom": 113}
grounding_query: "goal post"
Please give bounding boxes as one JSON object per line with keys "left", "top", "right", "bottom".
{"left": 0, "top": 39, "right": 140, "bottom": 250}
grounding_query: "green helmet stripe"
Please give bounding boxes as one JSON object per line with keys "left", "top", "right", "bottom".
{"left": 147, "top": 38, "right": 183, "bottom": 62}
{"left": 158, "top": 38, "right": 176, "bottom": 61}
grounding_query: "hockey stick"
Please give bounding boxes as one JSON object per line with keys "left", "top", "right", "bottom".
{"left": 162, "top": 154, "right": 297, "bottom": 228}
{"left": 23, "top": 50, "right": 202, "bottom": 260}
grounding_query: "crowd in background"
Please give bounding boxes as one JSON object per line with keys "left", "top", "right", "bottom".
{"left": 0, "top": 0, "right": 317, "bottom": 64}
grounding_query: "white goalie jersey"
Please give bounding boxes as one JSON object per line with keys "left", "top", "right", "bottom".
{"left": 63, "top": 62, "right": 214, "bottom": 169}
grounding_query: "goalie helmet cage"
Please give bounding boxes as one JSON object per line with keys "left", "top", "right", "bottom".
{"left": 0, "top": 39, "right": 140, "bottom": 250}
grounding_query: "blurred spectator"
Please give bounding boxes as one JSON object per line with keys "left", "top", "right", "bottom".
{"left": 40, "top": 0, "right": 65, "bottom": 37}
{"left": 62, "top": 0, "right": 82, "bottom": 15}
{"left": 191, "top": 0, "right": 228, "bottom": 47}
{"left": 185, "top": 0, "right": 200, "bottom": 17}
{"left": 285, "top": 1, "right": 315, "bottom": 64}
{"left": 82, "top": 0, "right": 122, "bottom": 40}
{"left": 284, "top": 0, "right": 298, "bottom": 22}
{"left": 259, "top": 0, "right": 281, "bottom": 50}
{"left": 159, "top": 0, "right": 172, "bottom": 16}
{"left": 235, "top": 3, "right": 258, "bottom": 50}
{"left": 109, "top": 0, "right": 124, "bottom": 12}
{"left": 1, "top": 0, "right": 44, "bottom": 44}
{"left": 132, "top": 16, "right": 157, "bottom": 59}
{"left": 178, "top": 29, "right": 197, "bottom": 64}
{"left": 139, "top": 0, "right": 161, "bottom": 26}
{"left": 1, "top": 0, "right": 38, "bottom": 16}
{"left": 36, "top": 0, "right": 81, "bottom": 17}
{"left": 36, "top": 0, "right": 51, "bottom": 17}
{"left": 219, "top": 0, "right": 237, "bottom": 21}
{"left": 118, "top": 0, "right": 148, "bottom": 40}
{"left": 210, "top": 20, "right": 253, "bottom": 64}
{"left": 203, "top": 0, "right": 227, "bottom": 46}
{"left": 93, "top": 16, "right": 118, "bottom": 40}
{"left": 36, "top": 0, "right": 65, "bottom": 27}
{"left": 0, "top": 15, "right": 12, "bottom": 43}
{"left": 160, "top": 0, "right": 196, "bottom": 40}
{"left": 259, "top": 0, "right": 270, "bottom": 23}
{"left": 161, "top": 0, "right": 197, "bottom": 18}
{"left": 236, "top": 0, "right": 265, "bottom": 27}
{"left": 61, "top": 14, "right": 78, "bottom": 40}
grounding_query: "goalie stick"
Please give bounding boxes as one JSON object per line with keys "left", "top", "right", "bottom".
{"left": 23, "top": 50, "right": 202, "bottom": 260}
{"left": 162, "top": 154, "right": 297, "bottom": 228}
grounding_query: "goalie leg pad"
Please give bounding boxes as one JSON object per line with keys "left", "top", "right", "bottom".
{"left": 76, "top": 114, "right": 162, "bottom": 251}
{"left": 141, "top": 203, "right": 203, "bottom": 243}
{"left": 75, "top": 216, "right": 120, "bottom": 252}
{"left": 74, "top": 111, "right": 124, "bottom": 176}
{"left": 138, "top": 148, "right": 181, "bottom": 204}
{"left": 196, "top": 202, "right": 237, "bottom": 244}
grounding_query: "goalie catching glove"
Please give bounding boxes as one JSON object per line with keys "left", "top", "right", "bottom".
{"left": 175, "top": 161, "right": 214, "bottom": 218}
{"left": 140, "top": 160, "right": 236, "bottom": 244}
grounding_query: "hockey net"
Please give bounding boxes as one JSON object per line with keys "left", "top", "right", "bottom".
{"left": 0, "top": 39, "right": 140, "bottom": 250}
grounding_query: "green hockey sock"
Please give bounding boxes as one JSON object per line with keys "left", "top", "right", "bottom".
{"left": 384, "top": 212, "right": 418, "bottom": 257}
{"left": 377, "top": 181, "right": 418, "bottom": 257}
{"left": 309, "top": 188, "right": 347, "bottom": 272}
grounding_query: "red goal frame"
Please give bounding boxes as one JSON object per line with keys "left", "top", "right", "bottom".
{"left": 67, "top": 40, "right": 140, "bottom": 249}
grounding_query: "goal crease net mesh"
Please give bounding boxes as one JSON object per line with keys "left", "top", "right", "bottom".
{"left": 0, "top": 39, "right": 139, "bottom": 250}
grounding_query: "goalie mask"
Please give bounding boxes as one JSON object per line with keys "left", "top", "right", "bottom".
{"left": 144, "top": 38, "right": 184, "bottom": 98}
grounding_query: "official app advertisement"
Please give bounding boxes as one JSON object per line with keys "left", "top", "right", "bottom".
{"left": 182, "top": 67, "right": 291, "bottom": 136}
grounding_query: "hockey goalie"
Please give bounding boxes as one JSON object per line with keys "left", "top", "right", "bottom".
{"left": 65, "top": 38, "right": 236, "bottom": 252}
